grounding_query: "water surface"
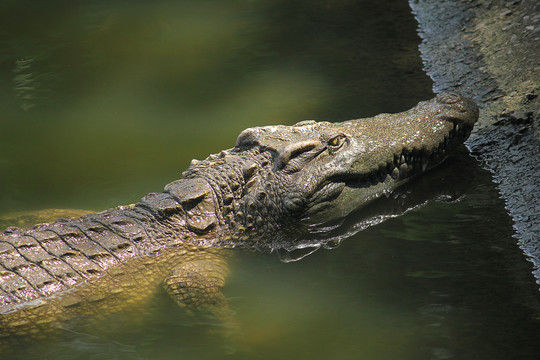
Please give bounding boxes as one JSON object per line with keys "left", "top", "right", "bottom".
{"left": 1, "top": 1, "right": 539, "bottom": 359}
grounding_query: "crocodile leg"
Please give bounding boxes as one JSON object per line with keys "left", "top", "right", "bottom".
{"left": 163, "top": 252, "right": 232, "bottom": 322}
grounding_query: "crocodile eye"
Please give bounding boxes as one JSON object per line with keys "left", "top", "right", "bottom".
{"left": 328, "top": 135, "right": 345, "bottom": 148}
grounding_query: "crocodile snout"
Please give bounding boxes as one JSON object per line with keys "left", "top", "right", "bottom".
{"left": 435, "top": 92, "right": 479, "bottom": 129}
{"left": 436, "top": 92, "right": 461, "bottom": 104}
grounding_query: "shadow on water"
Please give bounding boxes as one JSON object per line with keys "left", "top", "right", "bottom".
{"left": 1, "top": 0, "right": 540, "bottom": 359}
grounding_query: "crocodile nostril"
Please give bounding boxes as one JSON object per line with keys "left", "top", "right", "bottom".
{"left": 436, "top": 92, "right": 460, "bottom": 104}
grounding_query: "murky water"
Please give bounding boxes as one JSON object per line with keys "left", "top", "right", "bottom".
{"left": 1, "top": 1, "right": 540, "bottom": 359}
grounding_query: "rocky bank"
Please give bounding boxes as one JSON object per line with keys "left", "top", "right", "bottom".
{"left": 410, "top": 0, "right": 540, "bottom": 283}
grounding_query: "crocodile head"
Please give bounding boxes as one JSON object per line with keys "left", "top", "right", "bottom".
{"left": 233, "top": 93, "right": 478, "bottom": 226}
{"left": 179, "top": 93, "right": 478, "bottom": 248}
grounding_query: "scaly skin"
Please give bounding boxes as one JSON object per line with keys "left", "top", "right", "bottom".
{"left": 0, "top": 93, "right": 478, "bottom": 339}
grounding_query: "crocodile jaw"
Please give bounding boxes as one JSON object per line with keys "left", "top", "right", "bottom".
{"left": 186, "top": 93, "right": 478, "bottom": 242}
{"left": 295, "top": 93, "right": 479, "bottom": 225}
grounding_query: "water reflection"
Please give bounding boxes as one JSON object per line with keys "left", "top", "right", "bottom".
{"left": 274, "top": 148, "right": 476, "bottom": 262}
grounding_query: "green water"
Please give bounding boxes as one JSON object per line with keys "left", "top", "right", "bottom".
{"left": 1, "top": 0, "right": 540, "bottom": 359}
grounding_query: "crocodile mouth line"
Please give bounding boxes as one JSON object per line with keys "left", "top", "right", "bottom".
{"left": 341, "top": 120, "right": 472, "bottom": 189}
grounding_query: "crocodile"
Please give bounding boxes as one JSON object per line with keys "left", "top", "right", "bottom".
{"left": 0, "top": 93, "right": 478, "bottom": 340}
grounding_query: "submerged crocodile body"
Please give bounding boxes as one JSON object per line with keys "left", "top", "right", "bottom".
{"left": 0, "top": 93, "right": 478, "bottom": 338}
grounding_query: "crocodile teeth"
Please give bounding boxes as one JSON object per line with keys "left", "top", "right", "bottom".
{"left": 394, "top": 154, "right": 400, "bottom": 166}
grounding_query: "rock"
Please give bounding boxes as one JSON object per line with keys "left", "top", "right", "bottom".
{"left": 410, "top": 0, "right": 540, "bottom": 283}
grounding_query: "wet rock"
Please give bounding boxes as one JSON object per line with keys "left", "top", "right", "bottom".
{"left": 410, "top": 0, "right": 540, "bottom": 283}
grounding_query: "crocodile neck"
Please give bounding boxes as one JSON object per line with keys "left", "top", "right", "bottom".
{"left": 180, "top": 148, "right": 308, "bottom": 249}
